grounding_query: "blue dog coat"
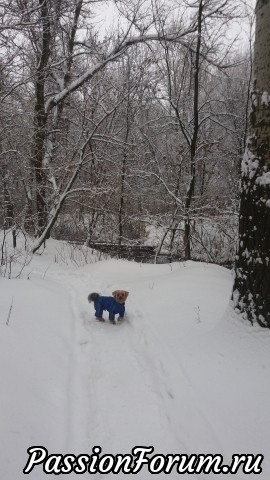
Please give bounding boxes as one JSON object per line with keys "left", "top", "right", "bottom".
{"left": 93, "top": 295, "right": 125, "bottom": 322}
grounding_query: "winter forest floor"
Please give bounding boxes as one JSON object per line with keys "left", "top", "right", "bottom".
{"left": 0, "top": 237, "right": 270, "bottom": 479}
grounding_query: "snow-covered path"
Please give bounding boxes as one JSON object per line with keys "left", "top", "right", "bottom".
{"left": 1, "top": 240, "right": 270, "bottom": 479}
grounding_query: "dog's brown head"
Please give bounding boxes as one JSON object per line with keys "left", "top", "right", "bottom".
{"left": 112, "top": 290, "right": 129, "bottom": 304}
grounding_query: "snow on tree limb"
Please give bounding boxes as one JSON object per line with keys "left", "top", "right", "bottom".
{"left": 44, "top": 26, "right": 202, "bottom": 114}
{"left": 32, "top": 86, "right": 136, "bottom": 253}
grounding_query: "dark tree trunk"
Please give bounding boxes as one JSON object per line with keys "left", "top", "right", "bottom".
{"left": 183, "top": 0, "right": 203, "bottom": 259}
{"left": 118, "top": 151, "right": 127, "bottom": 247}
{"left": 31, "top": 0, "right": 51, "bottom": 236}
{"left": 2, "top": 167, "right": 14, "bottom": 229}
{"left": 233, "top": 0, "right": 270, "bottom": 327}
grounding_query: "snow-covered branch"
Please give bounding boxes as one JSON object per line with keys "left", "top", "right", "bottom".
{"left": 44, "top": 26, "right": 198, "bottom": 114}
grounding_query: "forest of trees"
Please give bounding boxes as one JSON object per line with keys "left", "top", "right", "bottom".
{"left": 1, "top": 0, "right": 269, "bottom": 326}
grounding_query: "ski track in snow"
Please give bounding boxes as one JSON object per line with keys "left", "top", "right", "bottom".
{"left": 1, "top": 237, "right": 270, "bottom": 480}
{"left": 45, "top": 264, "right": 229, "bottom": 480}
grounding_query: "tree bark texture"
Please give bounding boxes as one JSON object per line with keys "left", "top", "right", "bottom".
{"left": 233, "top": 0, "right": 270, "bottom": 327}
{"left": 183, "top": 0, "right": 203, "bottom": 260}
{"left": 31, "top": 0, "right": 51, "bottom": 236}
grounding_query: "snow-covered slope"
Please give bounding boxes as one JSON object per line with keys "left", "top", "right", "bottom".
{"left": 0, "top": 239, "right": 269, "bottom": 479}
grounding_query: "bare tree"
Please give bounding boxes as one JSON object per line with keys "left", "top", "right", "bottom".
{"left": 0, "top": 0, "right": 254, "bottom": 271}
{"left": 18, "top": 0, "right": 198, "bottom": 243}
{"left": 233, "top": 0, "right": 270, "bottom": 328}
{"left": 136, "top": 0, "right": 245, "bottom": 261}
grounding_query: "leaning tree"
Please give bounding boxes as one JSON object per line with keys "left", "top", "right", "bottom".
{"left": 233, "top": 0, "right": 270, "bottom": 327}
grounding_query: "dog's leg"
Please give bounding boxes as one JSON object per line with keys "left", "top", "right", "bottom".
{"left": 95, "top": 308, "right": 105, "bottom": 322}
{"left": 109, "top": 315, "right": 116, "bottom": 325}
{"left": 94, "top": 301, "right": 105, "bottom": 321}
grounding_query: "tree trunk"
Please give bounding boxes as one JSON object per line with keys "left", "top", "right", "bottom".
{"left": 118, "top": 151, "right": 127, "bottom": 247}
{"left": 183, "top": 0, "right": 203, "bottom": 260}
{"left": 31, "top": 0, "right": 51, "bottom": 236}
{"left": 233, "top": 0, "right": 270, "bottom": 327}
{"left": 1, "top": 165, "right": 14, "bottom": 229}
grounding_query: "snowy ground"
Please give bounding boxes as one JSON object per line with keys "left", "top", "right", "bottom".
{"left": 0, "top": 237, "right": 269, "bottom": 479}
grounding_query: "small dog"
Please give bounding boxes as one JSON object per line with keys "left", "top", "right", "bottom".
{"left": 88, "top": 290, "right": 129, "bottom": 324}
